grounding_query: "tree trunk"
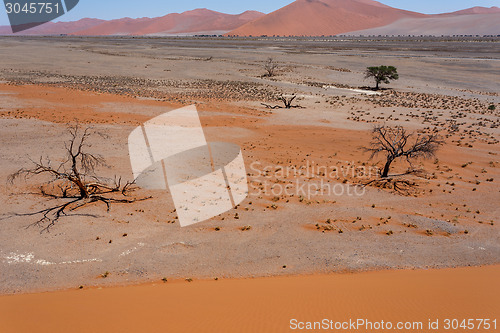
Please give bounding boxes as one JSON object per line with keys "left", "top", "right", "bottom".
{"left": 72, "top": 177, "right": 89, "bottom": 199}
{"left": 381, "top": 157, "right": 393, "bottom": 178}
{"left": 71, "top": 155, "right": 89, "bottom": 199}
{"left": 375, "top": 80, "right": 380, "bottom": 90}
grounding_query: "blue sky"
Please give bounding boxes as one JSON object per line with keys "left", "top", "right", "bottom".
{"left": 1, "top": 0, "right": 499, "bottom": 25}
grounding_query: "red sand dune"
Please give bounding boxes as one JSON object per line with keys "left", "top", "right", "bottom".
{"left": 1, "top": 266, "right": 498, "bottom": 333}
{"left": 227, "top": 0, "right": 427, "bottom": 36}
{"left": 74, "top": 9, "right": 264, "bottom": 36}
{"left": 0, "top": 9, "right": 263, "bottom": 36}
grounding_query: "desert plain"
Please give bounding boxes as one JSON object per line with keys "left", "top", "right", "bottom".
{"left": 0, "top": 36, "right": 498, "bottom": 331}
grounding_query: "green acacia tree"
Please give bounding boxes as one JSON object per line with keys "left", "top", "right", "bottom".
{"left": 365, "top": 66, "right": 399, "bottom": 90}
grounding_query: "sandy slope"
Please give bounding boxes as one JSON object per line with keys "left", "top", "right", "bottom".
{"left": 0, "top": 265, "right": 498, "bottom": 332}
{"left": 227, "top": 0, "right": 425, "bottom": 36}
{"left": 446, "top": 6, "right": 500, "bottom": 15}
{"left": 345, "top": 13, "right": 500, "bottom": 36}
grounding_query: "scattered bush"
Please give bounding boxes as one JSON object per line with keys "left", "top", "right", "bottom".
{"left": 263, "top": 57, "right": 278, "bottom": 77}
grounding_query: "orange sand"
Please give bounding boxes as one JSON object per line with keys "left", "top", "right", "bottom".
{"left": 228, "top": 0, "right": 425, "bottom": 37}
{"left": 1, "top": 266, "right": 498, "bottom": 333}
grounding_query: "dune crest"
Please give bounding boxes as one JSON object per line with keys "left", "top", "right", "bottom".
{"left": 448, "top": 6, "right": 500, "bottom": 15}
{"left": 76, "top": 9, "right": 265, "bottom": 36}
{"left": 227, "top": 0, "right": 426, "bottom": 36}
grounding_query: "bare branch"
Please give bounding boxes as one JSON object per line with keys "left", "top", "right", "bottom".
{"left": 261, "top": 95, "right": 302, "bottom": 110}
{"left": 363, "top": 125, "right": 444, "bottom": 178}
{"left": 7, "top": 124, "right": 150, "bottom": 232}
{"left": 263, "top": 57, "right": 278, "bottom": 77}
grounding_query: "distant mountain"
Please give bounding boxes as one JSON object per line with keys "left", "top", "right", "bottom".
{"left": 0, "top": 9, "right": 264, "bottom": 36}
{"left": 75, "top": 9, "right": 264, "bottom": 36}
{"left": 0, "top": 18, "right": 105, "bottom": 35}
{"left": 226, "top": 0, "right": 426, "bottom": 36}
{"left": 1, "top": 3, "right": 499, "bottom": 37}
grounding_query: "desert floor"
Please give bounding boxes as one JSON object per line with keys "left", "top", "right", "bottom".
{"left": 0, "top": 36, "right": 498, "bottom": 297}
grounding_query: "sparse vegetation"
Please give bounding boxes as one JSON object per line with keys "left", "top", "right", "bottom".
{"left": 261, "top": 95, "right": 302, "bottom": 109}
{"left": 263, "top": 57, "right": 278, "bottom": 77}
{"left": 0, "top": 38, "right": 497, "bottom": 294}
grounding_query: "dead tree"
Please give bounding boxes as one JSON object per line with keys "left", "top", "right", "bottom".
{"left": 280, "top": 95, "right": 297, "bottom": 108}
{"left": 262, "top": 95, "right": 302, "bottom": 109}
{"left": 263, "top": 57, "right": 278, "bottom": 77}
{"left": 8, "top": 124, "right": 150, "bottom": 232}
{"left": 364, "top": 125, "right": 443, "bottom": 178}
